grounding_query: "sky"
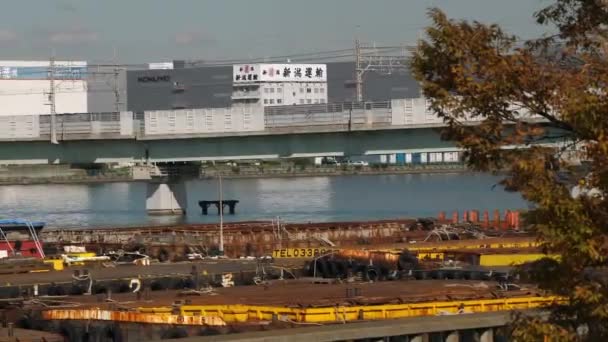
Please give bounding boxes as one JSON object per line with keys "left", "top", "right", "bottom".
{"left": 0, "top": 0, "right": 554, "bottom": 64}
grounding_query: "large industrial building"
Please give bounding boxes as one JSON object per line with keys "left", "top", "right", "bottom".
{"left": 0, "top": 60, "right": 126, "bottom": 116}
{"left": 0, "top": 58, "right": 419, "bottom": 116}
{"left": 0, "top": 61, "right": 87, "bottom": 116}
{"left": 126, "top": 61, "right": 419, "bottom": 112}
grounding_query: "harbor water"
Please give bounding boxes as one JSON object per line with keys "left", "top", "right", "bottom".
{"left": 0, "top": 173, "right": 527, "bottom": 228}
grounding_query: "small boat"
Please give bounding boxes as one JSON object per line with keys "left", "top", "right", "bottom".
{"left": 0, "top": 220, "right": 45, "bottom": 234}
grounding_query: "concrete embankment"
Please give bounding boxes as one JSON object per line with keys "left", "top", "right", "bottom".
{"left": 0, "top": 165, "right": 133, "bottom": 185}
{"left": 0, "top": 163, "right": 468, "bottom": 185}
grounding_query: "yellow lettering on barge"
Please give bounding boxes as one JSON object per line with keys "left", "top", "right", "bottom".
{"left": 272, "top": 248, "right": 339, "bottom": 259}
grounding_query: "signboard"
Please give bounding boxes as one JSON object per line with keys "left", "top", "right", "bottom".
{"left": 137, "top": 75, "right": 171, "bottom": 83}
{"left": 272, "top": 247, "right": 338, "bottom": 259}
{"left": 1, "top": 67, "right": 17, "bottom": 79}
{"left": 233, "top": 63, "right": 327, "bottom": 83}
{"left": 0, "top": 66, "right": 86, "bottom": 79}
{"left": 149, "top": 62, "right": 174, "bottom": 70}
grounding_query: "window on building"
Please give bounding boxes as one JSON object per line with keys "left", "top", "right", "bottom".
{"left": 300, "top": 99, "right": 305, "bottom": 104}
{"left": 306, "top": 88, "right": 312, "bottom": 93}
{"left": 314, "top": 99, "right": 320, "bottom": 104}
{"left": 293, "top": 92, "right": 296, "bottom": 96}
{"left": 264, "top": 88, "right": 269, "bottom": 93}
{"left": 299, "top": 88, "right": 304, "bottom": 93}
{"left": 277, "top": 88, "right": 282, "bottom": 93}
{"left": 314, "top": 88, "right": 319, "bottom": 93}
{"left": 277, "top": 99, "right": 283, "bottom": 104}
{"left": 269, "top": 99, "right": 274, "bottom": 104}
{"left": 307, "top": 99, "right": 312, "bottom": 104}
{"left": 320, "top": 87, "right": 325, "bottom": 93}
{"left": 320, "top": 99, "right": 326, "bottom": 104}
{"left": 270, "top": 88, "right": 275, "bottom": 93}
{"left": 264, "top": 99, "right": 268, "bottom": 104}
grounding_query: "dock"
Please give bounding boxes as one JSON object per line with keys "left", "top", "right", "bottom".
{"left": 198, "top": 200, "right": 239, "bottom": 215}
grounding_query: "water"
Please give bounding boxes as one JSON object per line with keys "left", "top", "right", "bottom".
{"left": 0, "top": 173, "right": 527, "bottom": 228}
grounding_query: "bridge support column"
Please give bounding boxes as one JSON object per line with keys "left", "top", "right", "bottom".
{"left": 445, "top": 331, "right": 460, "bottom": 342}
{"left": 479, "top": 329, "right": 494, "bottom": 342}
{"left": 409, "top": 334, "right": 429, "bottom": 342}
{"left": 146, "top": 182, "right": 188, "bottom": 215}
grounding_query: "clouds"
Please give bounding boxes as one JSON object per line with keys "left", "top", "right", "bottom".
{"left": 2, "top": 27, "right": 98, "bottom": 45}
{"left": 55, "top": 1, "right": 79, "bottom": 13}
{"left": 0, "top": 29, "right": 17, "bottom": 42}
{"left": 173, "top": 31, "right": 216, "bottom": 46}
{"left": 48, "top": 28, "right": 98, "bottom": 44}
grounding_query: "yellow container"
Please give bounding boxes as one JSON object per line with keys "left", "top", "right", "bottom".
{"left": 479, "top": 253, "right": 557, "bottom": 266}
{"left": 44, "top": 259, "right": 64, "bottom": 271}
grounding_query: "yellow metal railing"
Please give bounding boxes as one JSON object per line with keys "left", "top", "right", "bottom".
{"left": 43, "top": 296, "right": 564, "bottom": 326}
{"left": 135, "top": 296, "right": 564, "bottom": 324}
{"left": 272, "top": 238, "right": 541, "bottom": 259}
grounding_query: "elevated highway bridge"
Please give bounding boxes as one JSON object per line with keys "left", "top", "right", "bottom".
{"left": 0, "top": 98, "right": 561, "bottom": 214}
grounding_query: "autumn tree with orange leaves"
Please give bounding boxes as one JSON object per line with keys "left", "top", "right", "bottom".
{"left": 410, "top": 0, "right": 608, "bottom": 340}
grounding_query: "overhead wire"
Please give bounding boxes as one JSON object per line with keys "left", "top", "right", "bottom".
{"left": 0, "top": 45, "right": 412, "bottom": 97}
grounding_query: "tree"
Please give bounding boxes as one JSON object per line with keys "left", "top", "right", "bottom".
{"left": 410, "top": 1, "right": 608, "bottom": 340}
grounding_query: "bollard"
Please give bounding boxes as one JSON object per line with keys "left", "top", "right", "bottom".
{"left": 470, "top": 210, "right": 479, "bottom": 223}
{"left": 452, "top": 211, "right": 459, "bottom": 224}
{"left": 493, "top": 209, "right": 501, "bottom": 229}
{"left": 7, "top": 323, "right": 13, "bottom": 337}
{"left": 438, "top": 211, "right": 446, "bottom": 221}
{"left": 482, "top": 210, "right": 490, "bottom": 229}
{"left": 504, "top": 210, "right": 512, "bottom": 230}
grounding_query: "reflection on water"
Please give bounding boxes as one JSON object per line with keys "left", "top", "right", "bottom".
{"left": 0, "top": 173, "right": 527, "bottom": 228}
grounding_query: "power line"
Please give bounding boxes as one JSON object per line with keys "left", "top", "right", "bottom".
{"left": 84, "top": 45, "right": 411, "bottom": 69}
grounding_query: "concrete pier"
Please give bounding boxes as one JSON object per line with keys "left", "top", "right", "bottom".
{"left": 146, "top": 182, "right": 188, "bottom": 215}
{"left": 199, "top": 200, "right": 239, "bottom": 215}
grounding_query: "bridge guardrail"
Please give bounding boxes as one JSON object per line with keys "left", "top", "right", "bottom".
{"left": 2, "top": 98, "right": 544, "bottom": 141}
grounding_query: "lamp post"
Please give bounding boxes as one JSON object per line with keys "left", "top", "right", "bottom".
{"left": 218, "top": 172, "right": 224, "bottom": 256}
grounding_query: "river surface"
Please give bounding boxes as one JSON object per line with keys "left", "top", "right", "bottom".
{"left": 0, "top": 173, "right": 528, "bottom": 228}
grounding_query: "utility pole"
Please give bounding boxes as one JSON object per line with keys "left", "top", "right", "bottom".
{"left": 353, "top": 39, "right": 412, "bottom": 102}
{"left": 218, "top": 172, "right": 224, "bottom": 255}
{"left": 112, "top": 47, "right": 122, "bottom": 113}
{"left": 48, "top": 54, "right": 58, "bottom": 144}
{"left": 355, "top": 38, "right": 363, "bottom": 103}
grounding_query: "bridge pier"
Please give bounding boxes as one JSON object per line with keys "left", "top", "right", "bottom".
{"left": 479, "top": 329, "right": 494, "bottom": 342}
{"left": 145, "top": 182, "right": 188, "bottom": 215}
{"left": 409, "top": 334, "right": 429, "bottom": 342}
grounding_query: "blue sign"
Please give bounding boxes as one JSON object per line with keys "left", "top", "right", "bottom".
{"left": 0, "top": 66, "right": 87, "bottom": 79}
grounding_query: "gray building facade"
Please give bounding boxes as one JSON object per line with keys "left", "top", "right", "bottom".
{"left": 87, "top": 66, "right": 128, "bottom": 113}
{"left": 126, "top": 61, "right": 419, "bottom": 112}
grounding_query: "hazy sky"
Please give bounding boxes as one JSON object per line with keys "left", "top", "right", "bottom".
{"left": 0, "top": 0, "right": 553, "bottom": 63}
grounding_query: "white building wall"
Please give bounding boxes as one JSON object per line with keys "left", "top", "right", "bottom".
{"left": 144, "top": 106, "right": 264, "bottom": 135}
{"left": 233, "top": 64, "right": 327, "bottom": 107}
{"left": 0, "top": 115, "right": 40, "bottom": 139}
{"left": 391, "top": 98, "right": 444, "bottom": 126}
{"left": 0, "top": 80, "right": 87, "bottom": 116}
{"left": 260, "top": 82, "right": 327, "bottom": 106}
